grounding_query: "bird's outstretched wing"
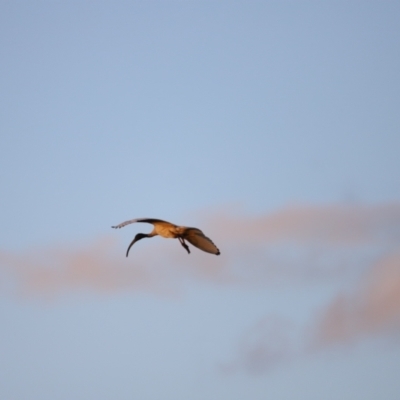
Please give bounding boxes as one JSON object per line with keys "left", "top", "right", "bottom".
{"left": 112, "top": 218, "right": 171, "bottom": 229}
{"left": 183, "top": 228, "right": 220, "bottom": 255}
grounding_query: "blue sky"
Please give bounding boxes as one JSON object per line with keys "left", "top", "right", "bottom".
{"left": 1, "top": 1, "right": 400, "bottom": 399}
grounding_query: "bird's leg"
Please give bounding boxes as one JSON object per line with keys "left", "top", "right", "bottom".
{"left": 178, "top": 237, "right": 190, "bottom": 254}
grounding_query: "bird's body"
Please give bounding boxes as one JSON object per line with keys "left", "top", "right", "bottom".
{"left": 112, "top": 218, "right": 220, "bottom": 257}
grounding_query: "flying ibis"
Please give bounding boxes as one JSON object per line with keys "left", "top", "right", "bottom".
{"left": 112, "top": 218, "right": 220, "bottom": 257}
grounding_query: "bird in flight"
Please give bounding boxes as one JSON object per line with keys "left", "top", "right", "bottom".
{"left": 112, "top": 218, "right": 220, "bottom": 257}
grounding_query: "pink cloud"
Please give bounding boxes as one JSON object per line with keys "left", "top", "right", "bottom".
{"left": 314, "top": 250, "right": 400, "bottom": 346}
{"left": 204, "top": 203, "right": 400, "bottom": 245}
{"left": 229, "top": 250, "right": 400, "bottom": 374}
{"left": 1, "top": 203, "right": 399, "bottom": 374}
{"left": 0, "top": 238, "right": 181, "bottom": 298}
{"left": 0, "top": 203, "right": 399, "bottom": 298}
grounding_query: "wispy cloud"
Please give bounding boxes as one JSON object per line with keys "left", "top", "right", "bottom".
{"left": 205, "top": 203, "right": 400, "bottom": 245}
{"left": 0, "top": 238, "right": 180, "bottom": 298}
{"left": 2, "top": 203, "right": 399, "bottom": 373}
{"left": 1, "top": 203, "right": 399, "bottom": 298}
{"left": 228, "top": 249, "right": 400, "bottom": 374}
{"left": 201, "top": 203, "right": 400, "bottom": 374}
{"left": 313, "top": 250, "right": 400, "bottom": 346}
